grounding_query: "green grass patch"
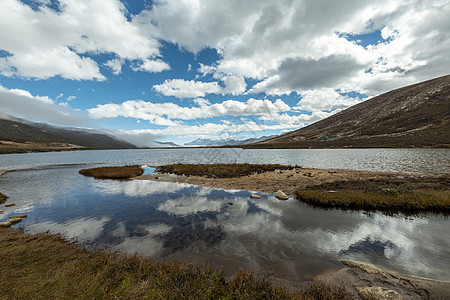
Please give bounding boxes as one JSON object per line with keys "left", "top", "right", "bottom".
{"left": 0, "top": 192, "right": 7, "bottom": 204}
{"left": 79, "top": 165, "right": 144, "bottom": 179}
{"left": 296, "top": 177, "right": 450, "bottom": 213}
{"left": 0, "top": 228, "right": 352, "bottom": 299}
{"left": 156, "top": 163, "right": 298, "bottom": 178}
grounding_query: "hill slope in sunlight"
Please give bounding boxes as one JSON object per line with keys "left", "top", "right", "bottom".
{"left": 246, "top": 75, "right": 450, "bottom": 148}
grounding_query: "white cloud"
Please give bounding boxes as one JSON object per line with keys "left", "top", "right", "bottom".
{"left": 0, "top": 85, "right": 87, "bottom": 126}
{"left": 88, "top": 98, "right": 290, "bottom": 122}
{"left": 0, "top": 0, "right": 164, "bottom": 80}
{"left": 132, "top": 59, "right": 170, "bottom": 73}
{"left": 154, "top": 79, "right": 220, "bottom": 98}
{"left": 294, "top": 89, "right": 364, "bottom": 112}
{"left": 135, "top": 0, "right": 450, "bottom": 97}
{"left": 104, "top": 58, "right": 125, "bottom": 75}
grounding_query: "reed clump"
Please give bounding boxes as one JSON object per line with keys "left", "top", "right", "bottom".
{"left": 296, "top": 176, "right": 450, "bottom": 213}
{"left": 0, "top": 192, "right": 8, "bottom": 204}
{"left": 157, "top": 163, "right": 298, "bottom": 178}
{"left": 0, "top": 228, "right": 352, "bottom": 299}
{"left": 79, "top": 165, "right": 144, "bottom": 179}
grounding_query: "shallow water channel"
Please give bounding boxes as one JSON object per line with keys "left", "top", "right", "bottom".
{"left": 1, "top": 162, "right": 449, "bottom": 282}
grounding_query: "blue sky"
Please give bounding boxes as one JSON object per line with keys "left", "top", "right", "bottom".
{"left": 1, "top": 0, "right": 449, "bottom": 146}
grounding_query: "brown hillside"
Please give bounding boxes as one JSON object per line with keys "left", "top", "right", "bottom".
{"left": 246, "top": 75, "right": 450, "bottom": 148}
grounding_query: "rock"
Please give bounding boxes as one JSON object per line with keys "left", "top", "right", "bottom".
{"left": 0, "top": 221, "right": 12, "bottom": 228}
{"left": 250, "top": 193, "right": 262, "bottom": 199}
{"left": 274, "top": 190, "right": 289, "bottom": 200}
{"left": 356, "top": 286, "right": 403, "bottom": 300}
{"left": 8, "top": 217, "right": 22, "bottom": 224}
{"left": 228, "top": 202, "right": 233, "bottom": 205}
{"left": 0, "top": 210, "right": 4, "bottom": 213}
{"left": 5, "top": 203, "right": 15, "bottom": 207}
{"left": 9, "top": 214, "right": 28, "bottom": 219}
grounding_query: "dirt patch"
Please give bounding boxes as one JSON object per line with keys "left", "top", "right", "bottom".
{"left": 156, "top": 163, "right": 297, "bottom": 178}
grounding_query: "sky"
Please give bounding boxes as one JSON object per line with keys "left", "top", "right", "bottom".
{"left": 0, "top": 0, "right": 449, "bottom": 146}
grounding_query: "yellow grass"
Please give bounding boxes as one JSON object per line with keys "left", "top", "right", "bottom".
{"left": 0, "top": 229, "right": 352, "bottom": 299}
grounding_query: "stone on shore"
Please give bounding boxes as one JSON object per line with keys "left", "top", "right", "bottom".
{"left": 8, "top": 217, "right": 22, "bottom": 224}
{"left": 9, "top": 214, "right": 28, "bottom": 219}
{"left": 0, "top": 210, "right": 4, "bottom": 213}
{"left": 5, "top": 203, "right": 16, "bottom": 207}
{"left": 274, "top": 190, "right": 289, "bottom": 200}
{"left": 250, "top": 193, "right": 262, "bottom": 199}
{"left": 0, "top": 220, "right": 12, "bottom": 227}
{"left": 356, "top": 286, "right": 403, "bottom": 300}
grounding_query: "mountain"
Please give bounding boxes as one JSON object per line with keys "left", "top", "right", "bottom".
{"left": 184, "top": 138, "right": 218, "bottom": 146}
{"left": 0, "top": 114, "right": 137, "bottom": 154}
{"left": 184, "top": 135, "right": 276, "bottom": 147}
{"left": 245, "top": 75, "right": 450, "bottom": 149}
{"left": 154, "top": 141, "right": 179, "bottom": 147}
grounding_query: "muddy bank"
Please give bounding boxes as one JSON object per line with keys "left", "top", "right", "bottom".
{"left": 320, "top": 260, "right": 450, "bottom": 299}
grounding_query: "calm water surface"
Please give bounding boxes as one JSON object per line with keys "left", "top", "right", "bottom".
{"left": 0, "top": 149, "right": 449, "bottom": 282}
{"left": 0, "top": 148, "right": 449, "bottom": 174}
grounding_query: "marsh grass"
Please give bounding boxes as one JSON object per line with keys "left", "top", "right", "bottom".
{"left": 0, "top": 192, "right": 7, "bottom": 204}
{"left": 157, "top": 163, "right": 297, "bottom": 178}
{"left": 296, "top": 177, "right": 450, "bottom": 213}
{"left": 79, "top": 165, "right": 144, "bottom": 179}
{"left": 0, "top": 229, "right": 352, "bottom": 299}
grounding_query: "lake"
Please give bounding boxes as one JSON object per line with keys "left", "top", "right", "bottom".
{"left": 0, "top": 148, "right": 449, "bottom": 282}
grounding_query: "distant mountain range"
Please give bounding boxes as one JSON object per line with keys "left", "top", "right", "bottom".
{"left": 0, "top": 114, "right": 137, "bottom": 154}
{"left": 245, "top": 75, "right": 450, "bottom": 148}
{"left": 184, "top": 135, "right": 276, "bottom": 146}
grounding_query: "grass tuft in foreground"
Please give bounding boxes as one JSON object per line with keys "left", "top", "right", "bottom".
{"left": 0, "top": 228, "right": 352, "bottom": 299}
{"left": 156, "top": 163, "right": 298, "bottom": 178}
{"left": 296, "top": 177, "right": 450, "bottom": 213}
{"left": 79, "top": 165, "right": 144, "bottom": 179}
{"left": 0, "top": 192, "right": 7, "bottom": 204}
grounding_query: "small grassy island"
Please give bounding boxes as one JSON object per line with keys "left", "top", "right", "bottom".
{"left": 296, "top": 177, "right": 450, "bottom": 213}
{"left": 79, "top": 165, "right": 144, "bottom": 179}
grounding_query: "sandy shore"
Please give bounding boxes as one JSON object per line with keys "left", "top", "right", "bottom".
{"left": 136, "top": 167, "right": 409, "bottom": 195}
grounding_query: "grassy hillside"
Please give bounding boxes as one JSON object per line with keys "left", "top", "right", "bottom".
{"left": 247, "top": 75, "right": 450, "bottom": 148}
{"left": 0, "top": 117, "right": 137, "bottom": 153}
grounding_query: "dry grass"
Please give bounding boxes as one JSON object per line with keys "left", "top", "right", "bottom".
{"left": 156, "top": 163, "right": 298, "bottom": 178}
{"left": 296, "top": 177, "right": 450, "bottom": 213}
{"left": 79, "top": 165, "right": 144, "bottom": 179}
{"left": 0, "top": 229, "right": 353, "bottom": 299}
{"left": 0, "top": 192, "right": 7, "bottom": 204}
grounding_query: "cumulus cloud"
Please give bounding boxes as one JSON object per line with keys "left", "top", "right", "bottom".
{"left": 154, "top": 79, "right": 221, "bottom": 98}
{"left": 135, "top": 0, "right": 450, "bottom": 97}
{"left": 293, "top": 89, "right": 365, "bottom": 112}
{"left": 88, "top": 98, "right": 290, "bottom": 122}
{"left": 0, "top": 85, "right": 88, "bottom": 126}
{"left": 251, "top": 55, "right": 368, "bottom": 95}
{"left": 104, "top": 58, "right": 125, "bottom": 75}
{"left": 0, "top": 0, "right": 164, "bottom": 80}
{"left": 132, "top": 59, "right": 170, "bottom": 73}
